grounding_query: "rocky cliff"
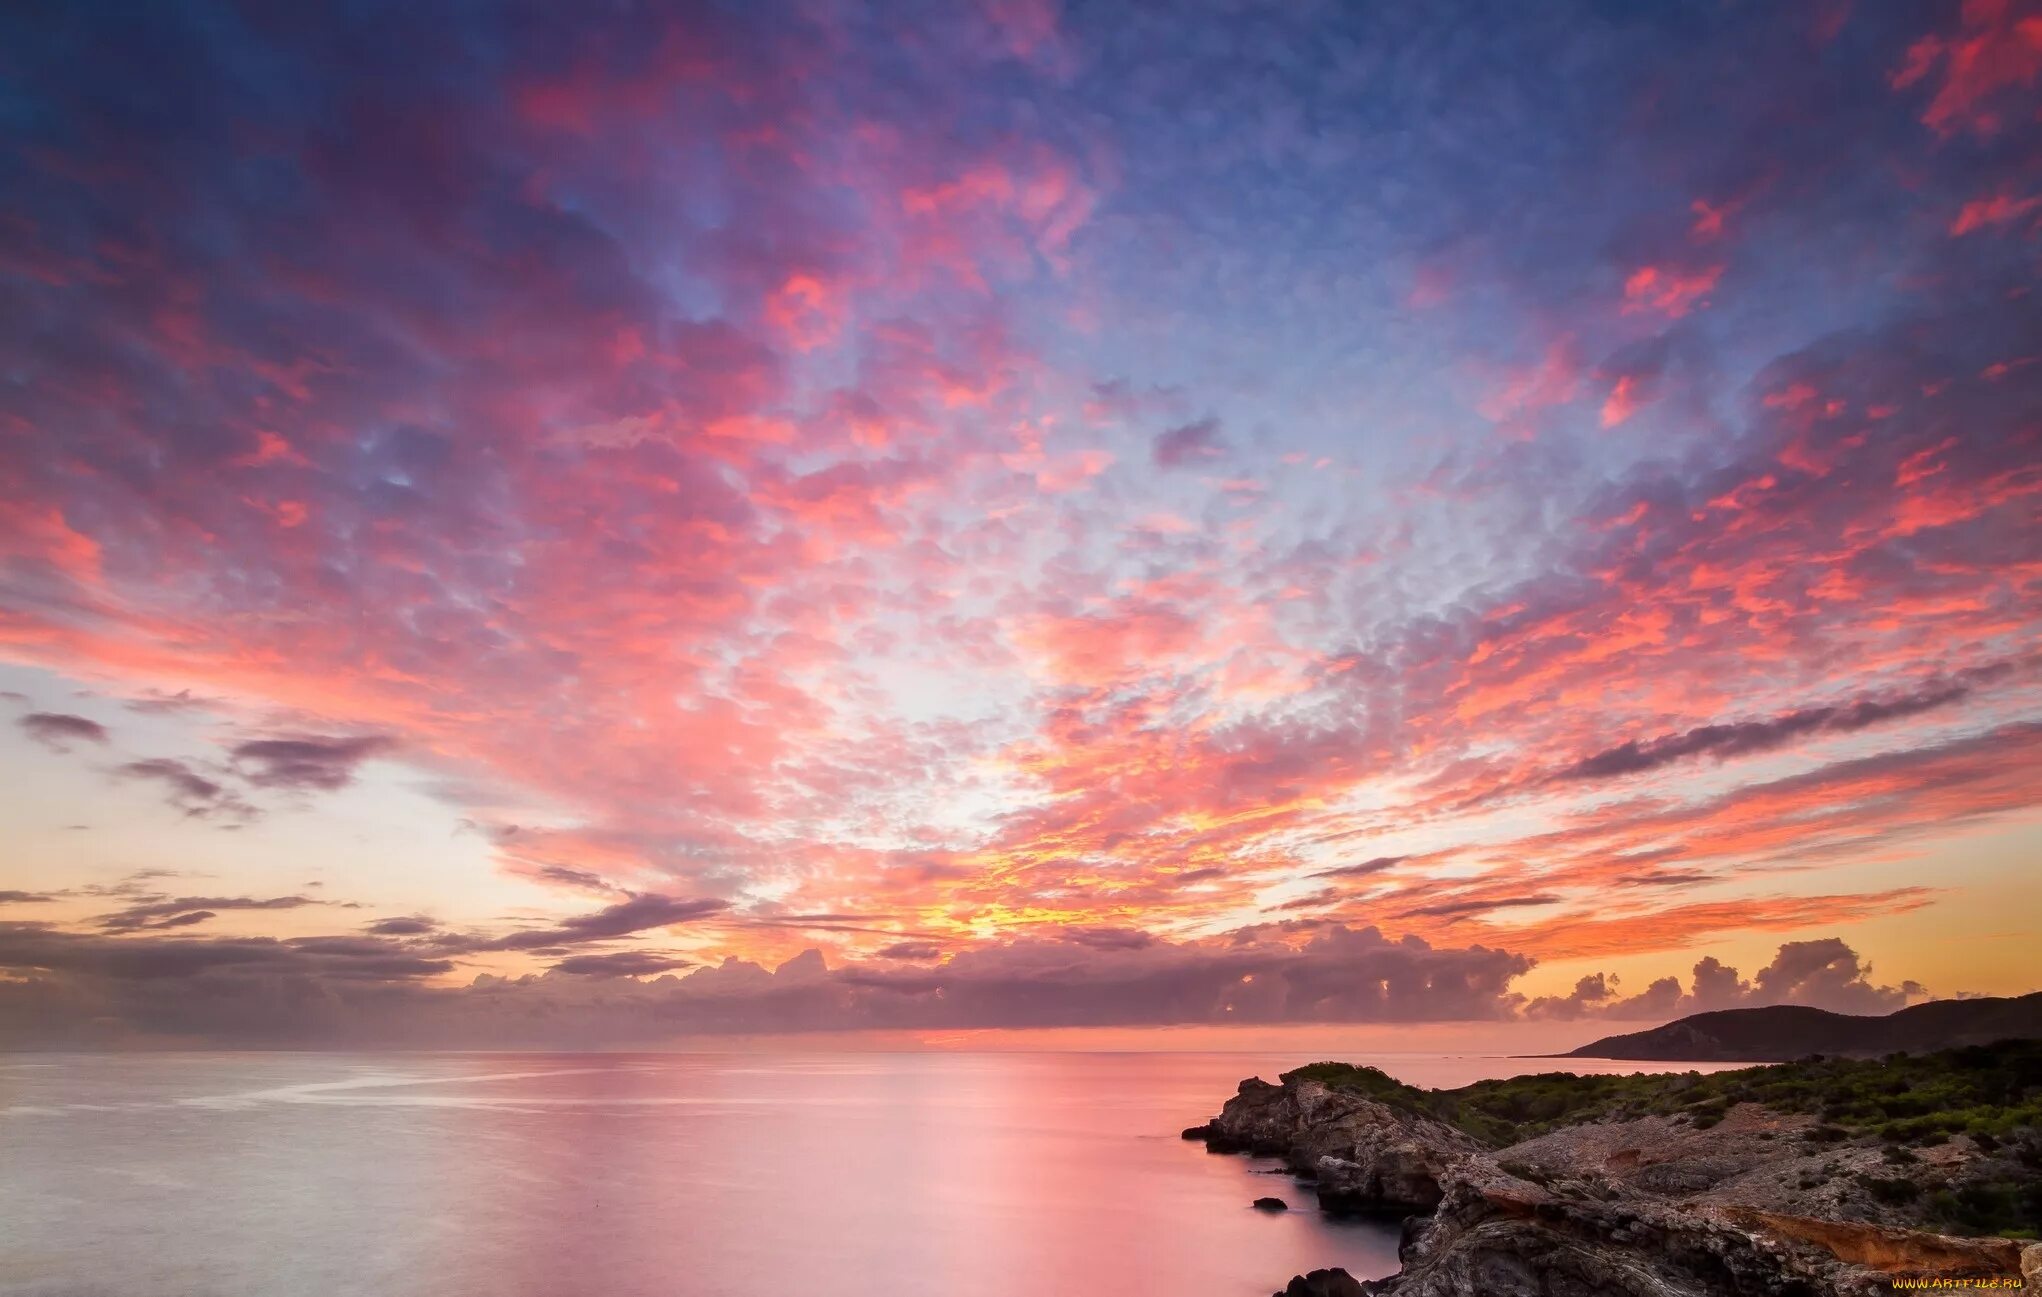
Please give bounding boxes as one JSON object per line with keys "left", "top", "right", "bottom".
{"left": 1196, "top": 1060, "right": 2042, "bottom": 1297}
{"left": 1187, "top": 1075, "right": 1484, "bottom": 1211}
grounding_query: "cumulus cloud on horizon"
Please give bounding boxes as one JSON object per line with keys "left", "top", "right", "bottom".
{"left": 0, "top": 895, "right": 1964, "bottom": 1049}
{"left": 1524, "top": 938, "right": 1931, "bottom": 1023}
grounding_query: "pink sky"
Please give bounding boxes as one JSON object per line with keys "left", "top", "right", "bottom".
{"left": 1, "top": 0, "right": 2038, "bottom": 1048}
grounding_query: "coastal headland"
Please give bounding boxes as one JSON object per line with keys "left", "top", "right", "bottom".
{"left": 1187, "top": 1041, "right": 2042, "bottom": 1296}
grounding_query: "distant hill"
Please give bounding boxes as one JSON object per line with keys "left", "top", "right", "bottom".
{"left": 1563, "top": 991, "right": 2042, "bottom": 1061}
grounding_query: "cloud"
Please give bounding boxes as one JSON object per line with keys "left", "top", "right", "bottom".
{"left": 874, "top": 940, "right": 944, "bottom": 960}
{"left": 363, "top": 917, "right": 439, "bottom": 936}
{"left": 1555, "top": 676, "right": 1982, "bottom": 783}
{"left": 1890, "top": 0, "right": 2042, "bottom": 136}
{"left": 0, "top": 891, "right": 57, "bottom": 904}
{"left": 230, "top": 735, "right": 395, "bottom": 791}
{"left": 1620, "top": 263, "right": 1722, "bottom": 318}
{"left": 549, "top": 951, "right": 695, "bottom": 977}
{"left": 95, "top": 894, "right": 320, "bottom": 933}
{"left": 1742, "top": 938, "right": 1928, "bottom": 1015}
{"left": 1151, "top": 417, "right": 1227, "bottom": 468}
{"left": 1395, "top": 894, "right": 1560, "bottom": 922}
{"left": 1309, "top": 855, "right": 1407, "bottom": 880}
{"left": 113, "top": 758, "right": 258, "bottom": 821}
{"left": 527, "top": 865, "right": 621, "bottom": 895}
{"left": 1525, "top": 938, "right": 1927, "bottom": 1020}
{"left": 19, "top": 712, "right": 108, "bottom": 751}
{"left": 482, "top": 893, "right": 732, "bottom": 951}
{"left": 0, "top": 923, "right": 453, "bottom": 984}
{"left": 1083, "top": 378, "right": 1182, "bottom": 425}
{"left": 0, "top": 0, "right": 2034, "bottom": 1036}
{"left": 0, "top": 922, "right": 1533, "bottom": 1046}
{"left": 1525, "top": 972, "right": 1685, "bottom": 1022}
{"left": 122, "top": 689, "right": 220, "bottom": 715}
{"left": 0, "top": 903, "right": 1970, "bottom": 1048}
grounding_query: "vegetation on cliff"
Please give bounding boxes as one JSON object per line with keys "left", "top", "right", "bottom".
{"left": 1281, "top": 1041, "right": 2042, "bottom": 1236}
{"left": 1286, "top": 1040, "right": 2041, "bottom": 1145}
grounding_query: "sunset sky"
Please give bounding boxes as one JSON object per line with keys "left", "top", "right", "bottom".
{"left": 2, "top": 0, "right": 2039, "bottom": 1047}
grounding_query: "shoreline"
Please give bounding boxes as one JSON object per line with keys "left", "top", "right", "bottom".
{"left": 1187, "top": 1048, "right": 2042, "bottom": 1296}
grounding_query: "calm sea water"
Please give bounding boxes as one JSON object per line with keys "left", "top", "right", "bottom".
{"left": 0, "top": 1051, "right": 1720, "bottom": 1297}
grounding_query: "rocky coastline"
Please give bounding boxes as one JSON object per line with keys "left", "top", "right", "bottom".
{"left": 1185, "top": 1051, "right": 2042, "bottom": 1297}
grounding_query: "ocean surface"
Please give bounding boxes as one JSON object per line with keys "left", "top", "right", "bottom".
{"left": 0, "top": 1051, "right": 1723, "bottom": 1297}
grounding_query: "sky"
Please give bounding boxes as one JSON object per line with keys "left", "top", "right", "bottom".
{"left": 1, "top": 0, "right": 2039, "bottom": 1049}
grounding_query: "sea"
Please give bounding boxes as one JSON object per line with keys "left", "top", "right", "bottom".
{"left": 0, "top": 1051, "right": 1728, "bottom": 1297}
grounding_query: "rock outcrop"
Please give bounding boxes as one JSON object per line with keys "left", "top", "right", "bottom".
{"left": 1716, "top": 1207, "right": 2030, "bottom": 1279}
{"left": 1197, "top": 1068, "right": 2037, "bottom": 1297}
{"left": 1274, "top": 1268, "right": 1366, "bottom": 1297}
{"left": 1358, "top": 1159, "right": 1888, "bottom": 1297}
{"left": 1360, "top": 1165, "right": 2040, "bottom": 1296}
{"left": 1196, "top": 1076, "right": 1484, "bottom": 1212}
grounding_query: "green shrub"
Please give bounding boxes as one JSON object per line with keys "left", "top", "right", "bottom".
{"left": 1855, "top": 1174, "right": 1921, "bottom": 1204}
{"left": 1279, "top": 1041, "right": 2042, "bottom": 1167}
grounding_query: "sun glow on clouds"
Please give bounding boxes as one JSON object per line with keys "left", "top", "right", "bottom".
{"left": 0, "top": 0, "right": 2040, "bottom": 1045}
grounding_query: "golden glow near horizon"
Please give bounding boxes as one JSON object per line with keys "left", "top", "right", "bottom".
{"left": 2, "top": 0, "right": 2040, "bottom": 1046}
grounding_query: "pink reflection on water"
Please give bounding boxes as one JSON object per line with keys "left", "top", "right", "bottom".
{"left": 0, "top": 1052, "right": 1736, "bottom": 1296}
{"left": 406, "top": 1053, "right": 1400, "bottom": 1296}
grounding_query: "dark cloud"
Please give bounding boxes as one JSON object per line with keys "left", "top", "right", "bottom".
{"left": 19, "top": 712, "right": 109, "bottom": 750}
{"left": 736, "top": 912, "right": 913, "bottom": 936}
{"left": 123, "top": 689, "right": 219, "bottom": 715}
{"left": 550, "top": 951, "right": 694, "bottom": 977}
{"left": 1151, "top": 417, "right": 1227, "bottom": 468}
{"left": 0, "top": 909, "right": 1951, "bottom": 1048}
{"left": 483, "top": 893, "right": 731, "bottom": 951}
{"left": 874, "top": 940, "right": 943, "bottom": 960}
{"left": 1614, "top": 869, "right": 1718, "bottom": 889}
{"left": 363, "top": 916, "right": 439, "bottom": 936}
{"left": 1395, "top": 893, "right": 1560, "bottom": 921}
{"left": 1558, "top": 676, "right": 1985, "bottom": 783}
{"left": 0, "top": 923, "right": 453, "bottom": 985}
{"left": 530, "top": 864, "right": 618, "bottom": 894}
{"left": 0, "top": 891, "right": 57, "bottom": 904}
{"left": 1266, "top": 889, "right": 1338, "bottom": 913}
{"left": 1309, "top": 855, "right": 1406, "bottom": 880}
{"left": 0, "top": 922, "right": 1533, "bottom": 1046}
{"left": 817, "top": 924, "right": 1534, "bottom": 1030}
{"left": 113, "top": 758, "right": 257, "bottom": 820}
{"left": 74, "top": 870, "right": 183, "bottom": 898}
{"left": 1059, "top": 926, "right": 1154, "bottom": 950}
{"left": 230, "top": 735, "right": 395, "bottom": 791}
{"left": 96, "top": 894, "right": 319, "bottom": 933}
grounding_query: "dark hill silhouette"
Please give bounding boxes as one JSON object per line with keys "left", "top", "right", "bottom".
{"left": 1562, "top": 990, "right": 2042, "bottom": 1061}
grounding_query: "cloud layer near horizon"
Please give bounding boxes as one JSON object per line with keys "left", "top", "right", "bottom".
{"left": 1, "top": 0, "right": 2040, "bottom": 1044}
{"left": 0, "top": 906, "right": 1933, "bottom": 1049}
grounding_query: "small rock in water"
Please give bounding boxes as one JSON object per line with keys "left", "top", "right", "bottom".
{"left": 1273, "top": 1268, "right": 1363, "bottom": 1297}
{"left": 1252, "top": 1196, "right": 1289, "bottom": 1211}
{"left": 1180, "top": 1123, "right": 1214, "bottom": 1140}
